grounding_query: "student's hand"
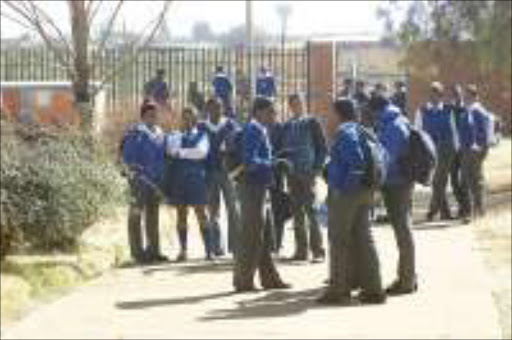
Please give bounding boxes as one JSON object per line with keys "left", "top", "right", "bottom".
{"left": 273, "top": 158, "right": 293, "bottom": 175}
{"left": 168, "top": 147, "right": 181, "bottom": 158}
{"left": 321, "top": 164, "right": 329, "bottom": 183}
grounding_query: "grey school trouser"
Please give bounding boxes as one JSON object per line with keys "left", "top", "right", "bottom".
{"left": 382, "top": 183, "right": 416, "bottom": 288}
{"left": 461, "top": 148, "right": 487, "bottom": 216}
{"left": 233, "top": 181, "right": 284, "bottom": 289}
{"left": 327, "top": 188, "right": 383, "bottom": 295}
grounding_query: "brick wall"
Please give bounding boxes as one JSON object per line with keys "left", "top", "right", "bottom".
{"left": 307, "top": 41, "right": 337, "bottom": 141}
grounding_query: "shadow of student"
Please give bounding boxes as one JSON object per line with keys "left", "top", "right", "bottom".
{"left": 412, "top": 219, "right": 464, "bottom": 231}
{"left": 141, "top": 259, "right": 235, "bottom": 276}
{"left": 116, "top": 290, "right": 237, "bottom": 310}
{"left": 198, "top": 287, "right": 362, "bottom": 321}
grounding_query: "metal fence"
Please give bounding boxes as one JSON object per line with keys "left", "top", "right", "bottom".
{"left": 0, "top": 44, "right": 309, "bottom": 120}
{"left": 1, "top": 43, "right": 408, "bottom": 119}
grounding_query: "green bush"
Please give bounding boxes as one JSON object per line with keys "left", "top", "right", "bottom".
{"left": 0, "top": 122, "right": 128, "bottom": 258}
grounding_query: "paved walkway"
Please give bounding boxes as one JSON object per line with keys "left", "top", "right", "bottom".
{"left": 3, "top": 199, "right": 503, "bottom": 339}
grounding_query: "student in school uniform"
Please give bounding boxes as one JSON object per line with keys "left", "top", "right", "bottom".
{"left": 165, "top": 107, "right": 213, "bottom": 262}
{"left": 233, "top": 96, "right": 291, "bottom": 292}
{"left": 201, "top": 97, "right": 241, "bottom": 257}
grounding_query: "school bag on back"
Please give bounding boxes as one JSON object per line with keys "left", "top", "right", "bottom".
{"left": 357, "top": 126, "right": 387, "bottom": 189}
{"left": 406, "top": 126, "right": 437, "bottom": 186}
{"left": 223, "top": 125, "right": 245, "bottom": 175}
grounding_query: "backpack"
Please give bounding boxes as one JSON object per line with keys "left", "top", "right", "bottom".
{"left": 357, "top": 126, "right": 387, "bottom": 189}
{"left": 223, "top": 126, "right": 245, "bottom": 174}
{"left": 405, "top": 126, "right": 437, "bottom": 186}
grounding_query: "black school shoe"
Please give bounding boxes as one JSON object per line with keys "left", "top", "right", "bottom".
{"left": 234, "top": 284, "right": 259, "bottom": 293}
{"left": 316, "top": 290, "right": 354, "bottom": 306}
{"left": 358, "top": 291, "right": 387, "bottom": 304}
{"left": 385, "top": 281, "right": 418, "bottom": 296}
{"left": 311, "top": 249, "right": 326, "bottom": 263}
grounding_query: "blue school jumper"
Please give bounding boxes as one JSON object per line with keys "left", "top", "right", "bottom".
{"left": 167, "top": 129, "right": 208, "bottom": 206}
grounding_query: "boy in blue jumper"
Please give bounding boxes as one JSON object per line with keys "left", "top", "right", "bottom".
{"left": 317, "top": 98, "right": 385, "bottom": 305}
{"left": 256, "top": 66, "right": 277, "bottom": 98}
{"left": 202, "top": 98, "right": 241, "bottom": 256}
{"left": 281, "top": 94, "right": 327, "bottom": 262}
{"left": 233, "top": 96, "right": 290, "bottom": 292}
{"left": 212, "top": 66, "right": 233, "bottom": 114}
{"left": 375, "top": 94, "right": 417, "bottom": 295}
{"left": 120, "top": 102, "right": 168, "bottom": 264}
{"left": 459, "top": 84, "right": 494, "bottom": 219}
{"left": 415, "top": 82, "right": 458, "bottom": 221}
{"left": 448, "top": 84, "right": 471, "bottom": 220}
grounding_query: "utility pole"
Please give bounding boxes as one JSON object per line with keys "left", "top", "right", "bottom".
{"left": 246, "top": 0, "right": 254, "bottom": 106}
{"left": 276, "top": 3, "right": 292, "bottom": 118}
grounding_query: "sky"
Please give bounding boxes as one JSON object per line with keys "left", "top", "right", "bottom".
{"left": 1, "top": 1, "right": 386, "bottom": 40}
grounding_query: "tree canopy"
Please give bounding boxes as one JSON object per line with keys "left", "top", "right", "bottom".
{"left": 377, "top": 0, "right": 511, "bottom": 75}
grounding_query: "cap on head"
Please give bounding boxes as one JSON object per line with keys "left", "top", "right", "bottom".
{"left": 216, "top": 65, "right": 224, "bottom": 73}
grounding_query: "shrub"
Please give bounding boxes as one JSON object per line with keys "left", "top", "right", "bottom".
{"left": 0, "top": 121, "right": 128, "bottom": 259}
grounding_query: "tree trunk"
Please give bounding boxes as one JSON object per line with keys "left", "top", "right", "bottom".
{"left": 69, "top": 0, "right": 93, "bottom": 131}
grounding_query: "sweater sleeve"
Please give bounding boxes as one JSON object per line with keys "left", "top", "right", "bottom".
{"left": 177, "top": 134, "right": 210, "bottom": 160}
{"left": 244, "top": 124, "right": 272, "bottom": 173}
{"left": 310, "top": 118, "right": 328, "bottom": 170}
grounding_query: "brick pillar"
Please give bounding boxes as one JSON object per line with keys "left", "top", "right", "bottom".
{"left": 307, "top": 41, "right": 336, "bottom": 141}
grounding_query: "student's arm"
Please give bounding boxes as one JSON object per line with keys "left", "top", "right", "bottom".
{"left": 176, "top": 134, "right": 210, "bottom": 160}
{"left": 310, "top": 118, "right": 328, "bottom": 172}
{"left": 414, "top": 107, "right": 423, "bottom": 129}
{"left": 244, "top": 125, "right": 272, "bottom": 172}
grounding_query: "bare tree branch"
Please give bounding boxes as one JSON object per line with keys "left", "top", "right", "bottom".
{"left": 2, "top": 0, "right": 74, "bottom": 79}
{"left": 26, "top": 1, "right": 75, "bottom": 59}
{"left": 0, "top": 11, "right": 35, "bottom": 31}
{"left": 95, "top": 0, "right": 124, "bottom": 53}
{"left": 90, "top": 1, "right": 172, "bottom": 97}
{"left": 87, "top": 0, "right": 104, "bottom": 26}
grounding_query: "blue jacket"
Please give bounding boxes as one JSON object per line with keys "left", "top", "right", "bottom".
{"left": 121, "top": 123, "right": 165, "bottom": 197}
{"left": 121, "top": 123, "right": 165, "bottom": 181}
{"left": 460, "top": 102, "right": 494, "bottom": 151}
{"left": 376, "top": 102, "right": 411, "bottom": 186}
{"left": 418, "top": 102, "right": 458, "bottom": 151}
{"left": 327, "top": 122, "right": 368, "bottom": 193}
{"left": 256, "top": 73, "right": 276, "bottom": 98}
{"left": 144, "top": 79, "right": 169, "bottom": 104}
{"left": 212, "top": 73, "right": 233, "bottom": 101}
{"left": 244, "top": 120, "right": 273, "bottom": 186}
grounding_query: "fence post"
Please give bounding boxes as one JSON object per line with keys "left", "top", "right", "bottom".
{"left": 307, "top": 40, "right": 336, "bottom": 140}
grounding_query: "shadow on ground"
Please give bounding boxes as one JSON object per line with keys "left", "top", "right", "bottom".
{"left": 116, "top": 290, "right": 237, "bottom": 310}
{"left": 198, "top": 287, "right": 367, "bottom": 321}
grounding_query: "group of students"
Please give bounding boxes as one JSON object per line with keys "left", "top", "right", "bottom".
{"left": 121, "top": 74, "right": 496, "bottom": 304}
{"left": 144, "top": 66, "right": 277, "bottom": 121}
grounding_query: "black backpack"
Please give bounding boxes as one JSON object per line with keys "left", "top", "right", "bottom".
{"left": 405, "top": 126, "right": 437, "bottom": 186}
{"left": 223, "top": 126, "right": 245, "bottom": 174}
{"left": 357, "top": 126, "right": 387, "bottom": 189}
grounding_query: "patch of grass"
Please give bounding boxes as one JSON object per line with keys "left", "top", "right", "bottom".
{"left": 472, "top": 204, "right": 511, "bottom": 339}
{"left": 0, "top": 275, "right": 31, "bottom": 320}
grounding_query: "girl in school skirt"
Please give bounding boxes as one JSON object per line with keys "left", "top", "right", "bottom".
{"left": 164, "top": 107, "right": 213, "bottom": 262}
